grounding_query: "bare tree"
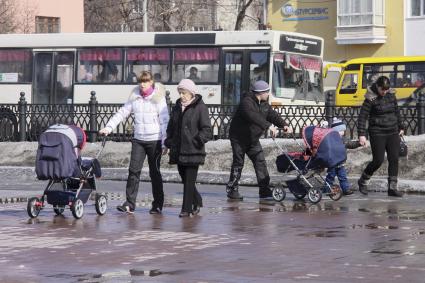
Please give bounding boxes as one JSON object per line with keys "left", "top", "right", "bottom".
{"left": 0, "top": 0, "right": 19, "bottom": 33}
{"left": 16, "top": 0, "right": 38, "bottom": 34}
{"left": 234, "top": 0, "right": 256, "bottom": 30}
{"left": 85, "top": 0, "right": 144, "bottom": 32}
{"left": 0, "top": 0, "right": 38, "bottom": 33}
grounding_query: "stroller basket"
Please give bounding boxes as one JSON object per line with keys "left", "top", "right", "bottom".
{"left": 276, "top": 152, "right": 310, "bottom": 173}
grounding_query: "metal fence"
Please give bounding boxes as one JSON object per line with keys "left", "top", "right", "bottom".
{"left": 0, "top": 91, "right": 424, "bottom": 142}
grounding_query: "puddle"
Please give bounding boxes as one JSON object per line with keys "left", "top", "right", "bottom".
{"left": 370, "top": 249, "right": 402, "bottom": 255}
{"left": 297, "top": 230, "right": 346, "bottom": 238}
{"left": 348, "top": 223, "right": 399, "bottom": 230}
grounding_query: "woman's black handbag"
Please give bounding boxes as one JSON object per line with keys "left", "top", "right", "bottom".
{"left": 399, "top": 136, "right": 408, "bottom": 158}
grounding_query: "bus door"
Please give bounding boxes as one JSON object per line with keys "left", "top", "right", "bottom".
{"left": 222, "top": 49, "right": 269, "bottom": 105}
{"left": 336, "top": 70, "right": 361, "bottom": 106}
{"left": 33, "top": 51, "right": 74, "bottom": 104}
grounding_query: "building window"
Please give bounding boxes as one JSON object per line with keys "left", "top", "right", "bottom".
{"left": 338, "top": 0, "right": 384, "bottom": 26}
{"left": 35, "top": 16, "right": 60, "bottom": 33}
{"left": 410, "top": 0, "right": 425, "bottom": 17}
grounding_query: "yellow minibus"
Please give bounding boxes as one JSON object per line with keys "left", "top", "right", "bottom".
{"left": 324, "top": 56, "right": 425, "bottom": 106}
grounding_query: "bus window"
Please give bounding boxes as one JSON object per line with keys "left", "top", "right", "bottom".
{"left": 0, "top": 49, "right": 32, "bottom": 83}
{"left": 250, "top": 51, "right": 268, "bottom": 84}
{"left": 172, "top": 48, "right": 219, "bottom": 83}
{"left": 126, "top": 48, "right": 170, "bottom": 83}
{"left": 77, "top": 48, "right": 123, "bottom": 83}
{"left": 340, "top": 73, "right": 358, "bottom": 94}
{"left": 272, "top": 53, "right": 323, "bottom": 102}
{"left": 362, "top": 64, "right": 396, "bottom": 88}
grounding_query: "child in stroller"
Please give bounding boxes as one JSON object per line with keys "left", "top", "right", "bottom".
{"left": 273, "top": 125, "right": 346, "bottom": 204}
{"left": 27, "top": 124, "right": 107, "bottom": 219}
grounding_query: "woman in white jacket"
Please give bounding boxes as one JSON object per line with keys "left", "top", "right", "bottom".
{"left": 99, "top": 71, "right": 169, "bottom": 214}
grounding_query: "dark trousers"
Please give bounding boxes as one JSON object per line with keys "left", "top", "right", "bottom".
{"left": 177, "top": 165, "right": 202, "bottom": 213}
{"left": 229, "top": 139, "right": 270, "bottom": 191}
{"left": 364, "top": 134, "right": 400, "bottom": 178}
{"left": 325, "top": 165, "right": 350, "bottom": 191}
{"left": 125, "top": 139, "right": 163, "bottom": 210}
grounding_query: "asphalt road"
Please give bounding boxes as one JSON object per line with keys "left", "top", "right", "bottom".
{"left": 0, "top": 180, "right": 424, "bottom": 282}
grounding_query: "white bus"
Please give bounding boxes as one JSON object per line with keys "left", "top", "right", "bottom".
{"left": 0, "top": 30, "right": 324, "bottom": 105}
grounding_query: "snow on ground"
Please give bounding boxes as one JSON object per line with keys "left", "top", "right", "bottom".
{"left": 1, "top": 135, "right": 424, "bottom": 180}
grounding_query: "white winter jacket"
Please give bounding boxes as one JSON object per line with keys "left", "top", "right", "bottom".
{"left": 105, "top": 83, "right": 169, "bottom": 146}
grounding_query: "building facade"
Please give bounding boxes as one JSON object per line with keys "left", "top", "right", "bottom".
{"left": 405, "top": 0, "right": 425, "bottom": 55}
{"left": 16, "top": 0, "right": 84, "bottom": 33}
{"left": 268, "top": 0, "right": 408, "bottom": 61}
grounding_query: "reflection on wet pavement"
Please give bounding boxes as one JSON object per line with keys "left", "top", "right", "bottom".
{"left": 0, "top": 187, "right": 425, "bottom": 282}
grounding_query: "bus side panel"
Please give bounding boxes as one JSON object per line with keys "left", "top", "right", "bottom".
{"left": 0, "top": 84, "right": 32, "bottom": 104}
{"left": 166, "top": 85, "right": 221, "bottom": 105}
{"left": 74, "top": 84, "right": 222, "bottom": 105}
{"left": 74, "top": 85, "right": 136, "bottom": 104}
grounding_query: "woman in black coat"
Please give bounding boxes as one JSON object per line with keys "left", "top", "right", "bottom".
{"left": 357, "top": 76, "right": 404, "bottom": 197}
{"left": 164, "top": 79, "right": 212, "bottom": 217}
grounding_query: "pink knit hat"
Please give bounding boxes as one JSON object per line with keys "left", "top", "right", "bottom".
{"left": 177, "top": 79, "right": 197, "bottom": 94}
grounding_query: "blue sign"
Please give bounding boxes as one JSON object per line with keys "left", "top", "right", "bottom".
{"left": 281, "top": 2, "right": 329, "bottom": 21}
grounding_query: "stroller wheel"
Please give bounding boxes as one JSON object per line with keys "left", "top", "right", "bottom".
{"left": 329, "top": 185, "right": 343, "bottom": 201}
{"left": 272, "top": 184, "right": 286, "bottom": 202}
{"left": 71, "top": 198, "right": 84, "bottom": 219}
{"left": 53, "top": 205, "right": 65, "bottom": 216}
{"left": 27, "top": 197, "right": 42, "bottom": 218}
{"left": 95, "top": 194, "right": 107, "bottom": 215}
{"left": 308, "top": 188, "right": 322, "bottom": 204}
{"left": 293, "top": 193, "right": 307, "bottom": 200}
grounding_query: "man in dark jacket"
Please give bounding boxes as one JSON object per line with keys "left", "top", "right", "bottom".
{"left": 226, "top": 80, "right": 292, "bottom": 200}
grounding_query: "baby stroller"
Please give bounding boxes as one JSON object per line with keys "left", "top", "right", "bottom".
{"left": 27, "top": 124, "right": 107, "bottom": 219}
{"left": 272, "top": 125, "right": 345, "bottom": 204}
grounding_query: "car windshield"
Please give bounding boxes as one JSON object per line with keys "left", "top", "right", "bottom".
{"left": 272, "top": 53, "right": 323, "bottom": 103}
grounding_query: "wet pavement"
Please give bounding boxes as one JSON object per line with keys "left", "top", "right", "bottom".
{"left": 0, "top": 180, "right": 425, "bottom": 282}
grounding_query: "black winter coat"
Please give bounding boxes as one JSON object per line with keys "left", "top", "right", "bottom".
{"left": 358, "top": 85, "right": 404, "bottom": 137}
{"left": 229, "top": 93, "right": 287, "bottom": 143}
{"left": 164, "top": 94, "right": 212, "bottom": 165}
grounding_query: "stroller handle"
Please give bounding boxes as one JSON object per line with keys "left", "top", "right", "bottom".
{"left": 95, "top": 136, "right": 107, "bottom": 159}
{"left": 272, "top": 130, "right": 305, "bottom": 152}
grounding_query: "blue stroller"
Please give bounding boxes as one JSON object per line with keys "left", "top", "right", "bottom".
{"left": 272, "top": 125, "right": 346, "bottom": 204}
{"left": 27, "top": 124, "right": 107, "bottom": 219}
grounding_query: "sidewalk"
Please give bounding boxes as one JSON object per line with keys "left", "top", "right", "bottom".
{"left": 0, "top": 166, "right": 423, "bottom": 204}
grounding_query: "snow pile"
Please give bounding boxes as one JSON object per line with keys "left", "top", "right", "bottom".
{"left": 0, "top": 135, "right": 424, "bottom": 179}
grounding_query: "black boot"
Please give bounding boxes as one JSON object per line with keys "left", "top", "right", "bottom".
{"left": 358, "top": 172, "right": 371, "bottom": 195}
{"left": 387, "top": 176, "right": 403, "bottom": 197}
{"left": 259, "top": 187, "right": 273, "bottom": 199}
{"left": 226, "top": 167, "right": 243, "bottom": 200}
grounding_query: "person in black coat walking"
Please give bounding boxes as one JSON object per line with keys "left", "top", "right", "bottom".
{"left": 164, "top": 79, "right": 212, "bottom": 217}
{"left": 226, "top": 80, "right": 292, "bottom": 200}
{"left": 357, "top": 76, "right": 405, "bottom": 197}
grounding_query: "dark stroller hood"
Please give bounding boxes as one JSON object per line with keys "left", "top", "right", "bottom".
{"left": 302, "top": 125, "right": 346, "bottom": 168}
{"left": 35, "top": 124, "right": 87, "bottom": 180}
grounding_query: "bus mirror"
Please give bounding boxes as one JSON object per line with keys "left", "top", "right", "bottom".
{"left": 323, "top": 66, "right": 329, "bottom": 78}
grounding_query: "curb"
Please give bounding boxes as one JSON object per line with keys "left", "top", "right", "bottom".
{"left": 0, "top": 167, "right": 424, "bottom": 204}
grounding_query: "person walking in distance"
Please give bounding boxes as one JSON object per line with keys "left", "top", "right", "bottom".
{"left": 226, "top": 80, "right": 292, "bottom": 201}
{"left": 357, "top": 76, "right": 405, "bottom": 197}
{"left": 99, "top": 71, "right": 169, "bottom": 213}
{"left": 164, "top": 79, "right": 212, "bottom": 217}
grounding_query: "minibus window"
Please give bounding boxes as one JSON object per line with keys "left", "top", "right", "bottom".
{"left": 340, "top": 73, "right": 358, "bottom": 94}
{"left": 171, "top": 48, "right": 219, "bottom": 83}
{"left": 0, "top": 49, "right": 32, "bottom": 83}
{"left": 77, "top": 48, "right": 123, "bottom": 83}
{"left": 126, "top": 48, "right": 170, "bottom": 83}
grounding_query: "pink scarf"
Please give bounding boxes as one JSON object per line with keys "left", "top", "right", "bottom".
{"left": 140, "top": 86, "right": 154, "bottom": 98}
{"left": 181, "top": 97, "right": 195, "bottom": 112}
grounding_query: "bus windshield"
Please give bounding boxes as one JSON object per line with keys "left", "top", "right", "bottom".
{"left": 272, "top": 53, "right": 323, "bottom": 103}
